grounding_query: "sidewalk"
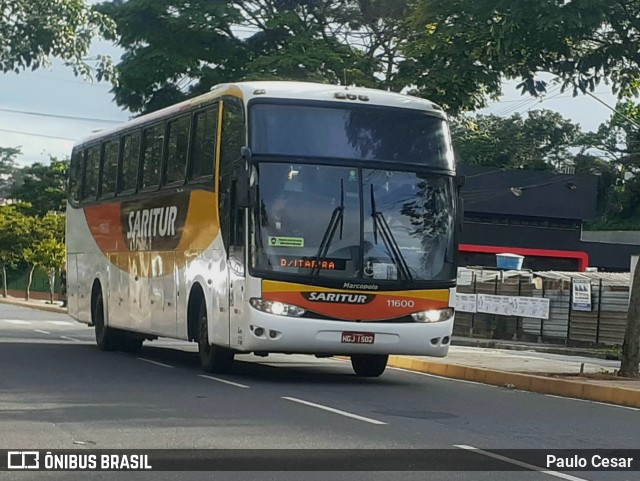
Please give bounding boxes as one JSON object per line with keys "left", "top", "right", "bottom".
{"left": 1, "top": 295, "right": 638, "bottom": 408}
{"left": 0, "top": 295, "right": 67, "bottom": 314}
{"left": 452, "top": 336, "right": 620, "bottom": 360}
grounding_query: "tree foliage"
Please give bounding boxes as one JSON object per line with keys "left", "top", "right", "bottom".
{"left": 10, "top": 158, "right": 69, "bottom": 215}
{"left": 23, "top": 236, "right": 66, "bottom": 303}
{"left": 0, "top": 0, "right": 117, "bottom": 80}
{"left": 452, "top": 110, "right": 582, "bottom": 171}
{"left": 0, "top": 204, "right": 33, "bottom": 297}
{"left": 409, "top": 0, "right": 640, "bottom": 112}
{"left": 0, "top": 146, "right": 20, "bottom": 198}
{"left": 97, "top": 0, "right": 427, "bottom": 113}
{"left": 579, "top": 101, "right": 640, "bottom": 229}
{"left": 20, "top": 212, "right": 65, "bottom": 301}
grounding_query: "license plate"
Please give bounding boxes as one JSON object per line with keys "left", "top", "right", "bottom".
{"left": 341, "top": 332, "right": 375, "bottom": 344}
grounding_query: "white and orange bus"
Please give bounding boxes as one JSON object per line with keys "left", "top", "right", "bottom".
{"left": 66, "top": 81, "right": 462, "bottom": 377}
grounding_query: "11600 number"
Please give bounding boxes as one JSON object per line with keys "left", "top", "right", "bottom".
{"left": 386, "top": 299, "right": 415, "bottom": 308}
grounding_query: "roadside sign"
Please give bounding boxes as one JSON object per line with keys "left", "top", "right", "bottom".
{"left": 572, "top": 279, "right": 592, "bottom": 311}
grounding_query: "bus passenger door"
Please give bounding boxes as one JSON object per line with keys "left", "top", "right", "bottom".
{"left": 150, "top": 252, "right": 177, "bottom": 337}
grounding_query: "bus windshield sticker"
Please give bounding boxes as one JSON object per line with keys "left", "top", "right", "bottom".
{"left": 268, "top": 236, "right": 305, "bottom": 247}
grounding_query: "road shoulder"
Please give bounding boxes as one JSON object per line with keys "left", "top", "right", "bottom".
{"left": 388, "top": 355, "right": 640, "bottom": 409}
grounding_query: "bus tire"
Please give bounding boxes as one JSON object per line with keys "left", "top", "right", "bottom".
{"left": 197, "top": 301, "right": 234, "bottom": 373}
{"left": 350, "top": 354, "right": 388, "bottom": 377}
{"left": 93, "top": 291, "right": 121, "bottom": 352}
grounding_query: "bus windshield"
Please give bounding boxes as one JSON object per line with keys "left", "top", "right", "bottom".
{"left": 250, "top": 103, "right": 454, "bottom": 170}
{"left": 252, "top": 163, "right": 456, "bottom": 283}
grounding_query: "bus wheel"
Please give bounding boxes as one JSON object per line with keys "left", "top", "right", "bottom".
{"left": 93, "top": 291, "right": 120, "bottom": 352}
{"left": 350, "top": 354, "right": 388, "bottom": 377}
{"left": 197, "top": 302, "right": 234, "bottom": 373}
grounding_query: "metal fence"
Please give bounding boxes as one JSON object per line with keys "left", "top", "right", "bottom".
{"left": 454, "top": 273, "right": 630, "bottom": 347}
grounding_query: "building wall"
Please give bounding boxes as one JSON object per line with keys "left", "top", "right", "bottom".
{"left": 461, "top": 215, "right": 640, "bottom": 271}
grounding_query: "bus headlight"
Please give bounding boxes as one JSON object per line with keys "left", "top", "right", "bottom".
{"left": 411, "top": 307, "right": 454, "bottom": 323}
{"left": 250, "top": 298, "right": 306, "bottom": 317}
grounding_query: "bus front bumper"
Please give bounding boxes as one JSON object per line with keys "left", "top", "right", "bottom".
{"left": 237, "top": 310, "right": 454, "bottom": 357}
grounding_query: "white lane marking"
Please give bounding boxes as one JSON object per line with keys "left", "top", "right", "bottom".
{"left": 48, "top": 321, "right": 73, "bottom": 326}
{"left": 454, "top": 445, "right": 588, "bottom": 481}
{"left": 137, "top": 358, "right": 174, "bottom": 369}
{"left": 198, "top": 375, "right": 250, "bottom": 389}
{"left": 283, "top": 396, "right": 387, "bottom": 425}
{"left": 34, "top": 329, "right": 51, "bottom": 335}
{"left": 5, "top": 320, "right": 31, "bottom": 325}
{"left": 60, "top": 336, "right": 83, "bottom": 343}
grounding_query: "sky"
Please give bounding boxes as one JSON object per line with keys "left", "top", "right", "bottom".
{"left": 0, "top": 41, "right": 623, "bottom": 167}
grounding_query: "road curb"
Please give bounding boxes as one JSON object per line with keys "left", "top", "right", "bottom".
{"left": 0, "top": 297, "right": 68, "bottom": 314}
{"left": 387, "top": 356, "right": 640, "bottom": 409}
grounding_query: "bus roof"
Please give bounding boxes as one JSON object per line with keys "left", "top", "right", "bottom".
{"left": 76, "top": 81, "right": 445, "bottom": 148}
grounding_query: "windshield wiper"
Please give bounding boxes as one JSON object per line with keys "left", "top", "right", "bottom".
{"left": 311, "top": 179, "right": 344, "bottom": 276}
{"left": 370, "top": 184, "right": 413, "bottom": 281}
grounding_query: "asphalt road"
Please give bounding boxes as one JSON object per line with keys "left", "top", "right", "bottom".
{"left": 0, "top": 304, "right": 638, "bottom": 481}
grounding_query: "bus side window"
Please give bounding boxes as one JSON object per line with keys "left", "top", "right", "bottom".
{"left": 164, "top": 114, "right": 190, "bottom": 187}
{"left": 141, "top": 123, "right": 165, "bottom": 191}
{"left": 101, "top": 139, "right": 120, "bottom": 198}
{"left": 69, "top": 149, "right": 82, "bottom": 204}
{"left": 83, "top": 145, "right": 100, "bottom": 202}
{"left": 220, "top": 96, "right": 245, "bottom": 175}
{"left": 119, "top": 132, "right": 140, "bottom": 195}
{"left": 219, "top": 96, "right": 245, "bottom": 253}
{"left": 189, "top": 105, "right": 218, "bottom": 182}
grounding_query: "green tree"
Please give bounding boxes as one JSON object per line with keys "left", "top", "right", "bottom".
{"left": 0, "top": 0, "right": 116, "bottom": 80}
{"left": 580, "top": 101, "right": 640, "bottom": 229}
{"left": 0, "top": 146, "right": 20, "bottom": 198}
{"left": 97, "top": 0, "right": 431, "bottom": 114}
{"left": 408, "top": 0, "right": 640, "bottom": 113}
{"left": 575, "top": 102, "right": 640, "bottom": 378}
{"left": 23, "top": 237, "right": 66, "bottom": 304}
{"left": 21, "top": 212, "right": 65, "bottom": 301}
{"left": 452, "top": 110, "right": 582, "bottom": 171}
{"left": 10, "top": 158, "right": 69, "bottom": 216}
{"left": 0, "top": 204, "right": 32, "bottom": 297}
